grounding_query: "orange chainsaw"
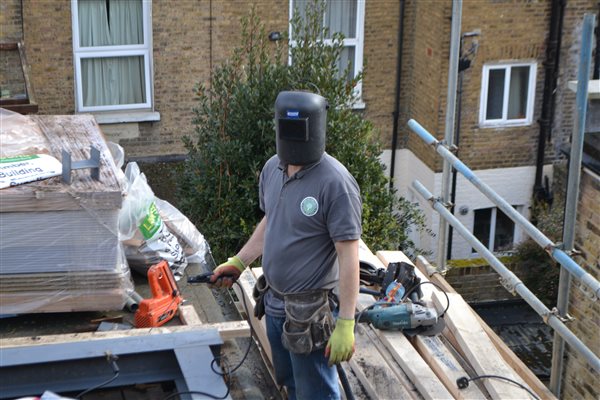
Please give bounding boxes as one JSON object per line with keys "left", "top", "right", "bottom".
{"left": 134, "top": 260, "right": 183, "bottom": 328}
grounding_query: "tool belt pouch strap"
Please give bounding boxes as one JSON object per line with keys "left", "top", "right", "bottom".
{"left": 281, "top": 290, "right": 334, "bottom": 355}
{"left": 252, "top": 274, "right": 269, "bottom": 320}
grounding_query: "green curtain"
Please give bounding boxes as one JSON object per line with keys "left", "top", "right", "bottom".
{"left": 79, "top": 0, "right": 146, "bottom": 107}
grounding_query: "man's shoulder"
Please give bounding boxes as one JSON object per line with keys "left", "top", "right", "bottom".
{"left": 320, "top": 154, "right": 354, "bottom": 180}
{"left": 262, "top": 155, "right": 281, "bottom": 172}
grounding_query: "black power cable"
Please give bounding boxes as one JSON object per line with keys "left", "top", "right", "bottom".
{"left": 163, "top": 279, "right": 256, "bottom": 400}
{"left": 75, "top": 353, "right": 120, "bottom": 399}
{"left": 456, "top": 375, "right": 540, "bottom": 400}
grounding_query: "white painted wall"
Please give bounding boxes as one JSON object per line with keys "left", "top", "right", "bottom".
{"left": 380, "top": 149, "right": 553, "bottom": 261}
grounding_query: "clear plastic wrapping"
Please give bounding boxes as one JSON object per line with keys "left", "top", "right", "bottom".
{"left": 0, "top": 243, "right": 133, "bottom": 315}
{"left": 119, "top": 162, "right": 189, "bottom": 278}
{"left": 0, "top": 108, "right": 51, "bottom": 157}
{"left": 0, "top": 113, "right": 133, "bottom": 315}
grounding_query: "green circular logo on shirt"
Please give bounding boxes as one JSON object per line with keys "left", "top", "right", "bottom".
{"left": 300, "top": 196, "right": 319, "bottom": 216}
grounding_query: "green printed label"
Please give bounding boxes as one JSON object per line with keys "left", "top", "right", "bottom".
{"left": 139, "top": 202, "right": 162, "bottom": 239}
{"left": 0, "top": 154, "right": 40, "bottom": 164}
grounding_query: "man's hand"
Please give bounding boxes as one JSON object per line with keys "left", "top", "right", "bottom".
{"left": 325, "top": 318, "right": 355, "bottom": 366}
{"left": 210, "top": 256, "right": 245, "bottom": 288}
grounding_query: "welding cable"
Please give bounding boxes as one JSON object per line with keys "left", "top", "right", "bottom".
{"left": 75, "top": 354, "right": 120, "bottom": 399}
{"left": 163, "top": 279, "right": 255, "bottom": 400}
{"left": 456, "top": 375, "right": 540, "bottom": 400}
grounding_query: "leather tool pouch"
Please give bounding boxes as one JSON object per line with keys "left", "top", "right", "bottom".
{"left": 281, "top": 290, "right": 334, "bottom": 355}
{"left": 252, "top": 274, "right": 269, "bottom": 320}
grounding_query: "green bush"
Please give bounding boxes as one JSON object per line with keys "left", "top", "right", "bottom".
{"left": 178, "top": 4, "right": 428, "bottom": 263}
{"left": 512, "top": 168, "right": 565, "bottom": 306}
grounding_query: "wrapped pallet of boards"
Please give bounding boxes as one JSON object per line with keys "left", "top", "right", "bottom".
{"left": 0, "top": 111, "right": 133, "bottom": 314}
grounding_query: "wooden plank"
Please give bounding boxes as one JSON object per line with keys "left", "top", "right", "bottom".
{"left": 432, "top": 291, "right": 535, "bottom": 399}
{"left": 18, "top": 41, "right": 37, "bottom": 105}
{"left": 356, "top": 323, "right": 421, "bottom": 399}
{"left": 358, "top": 246, "right": 452, "bottom": 399}
{"left": 415, "top": 256, "right": 557, "bottom": 400}
{"left": 376, "top": 251, "right": 486, "bottom": 398}
{"left": 178, "top": 304, "right": 203, "bottom": 326}
{"left": 349, "top": 322, "right": 417, "bottom": 399}
{"left": 234, "top": 268, "right": 272, "bottom": 361}
{"left": 374, "top": 250, "right": 491, "bottom": 399}
{"left": 356, "top": 293, "right": 453, "bottom": 400}
{"left": 0, "top": 322, "right": 250, "bottom": 348}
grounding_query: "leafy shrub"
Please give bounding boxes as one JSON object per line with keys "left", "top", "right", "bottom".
{"left": 512, "top": 167, "right": 565, "bottom": 306}
{"left": 178, "top": 4, "right": 428, "bottom": 263}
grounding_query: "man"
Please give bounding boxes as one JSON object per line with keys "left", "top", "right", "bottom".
{"left": 211, "top": 91, "right": 361, "bottom": 399}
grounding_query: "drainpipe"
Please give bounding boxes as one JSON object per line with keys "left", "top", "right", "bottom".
{"left": 437, "top": 0, "right": 462, "bottom": 271}
{"left": 534, "top": 0, "right": 565, "bottom": 201}
{"left": 549, "top": 13, "right": 595, "bottom": 396}
{"left": 447, "top": 31, "right": 478, "bottom": 260}
{"left": 389, "top": 0, "right": 406, "bottom": 191}
{"left": 595, "top": 5, "right": 600, "bottom": 80}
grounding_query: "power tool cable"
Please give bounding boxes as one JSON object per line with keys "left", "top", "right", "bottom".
{"left": 75, "top": 353, "right": 120, "bottom": 399}
{"left": 162, "top": 279, "right": 255, "bottom": 400}
{"left": 456, "top": 374, "right": 540, "bottom": 400}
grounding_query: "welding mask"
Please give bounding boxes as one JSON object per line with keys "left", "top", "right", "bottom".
{"left": 275, "top": 91, "right": 327, "bottom": 165}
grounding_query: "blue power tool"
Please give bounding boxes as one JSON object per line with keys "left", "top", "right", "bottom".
{"left": 358, "top": 261, "right": 445, "bottom": 336}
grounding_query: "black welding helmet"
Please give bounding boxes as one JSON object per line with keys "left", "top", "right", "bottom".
{"left": 275, "top": 91, "right": 327, "bottom": 165}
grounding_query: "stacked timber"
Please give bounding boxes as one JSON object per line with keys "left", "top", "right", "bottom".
{"left": 0, "top": 115, "right": 132, "bottom": 314}
{"left": 233, "top": 242, "right": 555, "bottom": 400}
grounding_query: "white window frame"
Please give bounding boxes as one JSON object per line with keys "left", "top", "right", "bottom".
{"left": 288, "top": 0, "right": 365, "bottom": 108}
{"left": 479, "top": 61, "right": 537, "bottom": 127}
{"left": 471, "top": 205, "right": 522, "bottom": 255}
{"left": 71, "top": 0, "right": 154, "bottom": 113}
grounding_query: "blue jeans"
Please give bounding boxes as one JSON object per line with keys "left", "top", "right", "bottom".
{"left": 266, "top": 314, "right": 340, "bottom": 400}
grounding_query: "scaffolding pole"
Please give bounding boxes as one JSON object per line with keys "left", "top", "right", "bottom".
{"left": 408, "top": 118, "right": 600, "bottom": 299}
{"left": 550, "top": 13, "right": 596, "bottom": 396}
{"left": 412, "top": 179, "right": 600, "bottom": 375}
{"left": 437, "top": 0, "right": 463, "bottom": 272}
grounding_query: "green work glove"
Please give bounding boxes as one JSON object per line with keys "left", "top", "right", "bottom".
{"left": 210, "top": 256, "right": 245, "bottom": 288}
{"left": 325, "top": 318, "right": 355, "bottom": 366}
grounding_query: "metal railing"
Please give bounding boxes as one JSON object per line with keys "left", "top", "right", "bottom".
{"left": 407, "top": 118, "right": 600, "bottom": 376}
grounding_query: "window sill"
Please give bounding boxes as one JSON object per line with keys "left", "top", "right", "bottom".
{"left": 89, "top": 110, "right": 161, "bottom": 124}
{"left": 479, "top": 120, "right": 531, "bottom": 129}
{"left": 351, "top": 100, "right": 366, "bottom": 110}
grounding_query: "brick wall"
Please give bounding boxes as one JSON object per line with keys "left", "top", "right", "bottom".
{"left": 124, "top": 1, "right": 288, "bottom": 157}
{"left": 0, "top": 0, "right": 22, "bottom": 41}
{"left": 445, "top": 263, "right": 515, "bottom": 303}
{"left": 400, "top": 0, "right": 449, "bottom": 171}
{"left": 361, "top": 1, "right": 400, "bottom": 144}
{"left": 562, "top": 168, "right": 600, "bottom": 400}
{"left": 22, "top": 0, "right": 74, "bottom": 115}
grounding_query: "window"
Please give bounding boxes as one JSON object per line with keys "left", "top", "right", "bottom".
{"left": 71, "top": 0, "right": 153, "bottom": 113}
{"left": 289, "top": 0, "right": 365, "bottom": 105}
{"left": 472, "top": 206, "right": 518, "bottom": 253}
{"left": 479, "top": 62, "right": 537, "bottom": 126}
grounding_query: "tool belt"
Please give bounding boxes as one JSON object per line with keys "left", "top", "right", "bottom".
{"left": 281, "top": 289, "right": 335, "bottom": 355}
{"left": 252, "top": 275, "right": 337, "bottom": 354}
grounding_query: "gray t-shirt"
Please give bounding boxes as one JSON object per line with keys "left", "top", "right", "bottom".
{"left": 259, "top": 153, "right": 362, "bottom": 316}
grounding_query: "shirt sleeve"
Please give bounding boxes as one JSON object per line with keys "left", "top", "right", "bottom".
{"left": 325, "top": 188, "right": 362, "bottom": 242}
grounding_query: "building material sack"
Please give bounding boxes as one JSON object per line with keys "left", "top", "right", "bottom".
{"left": 155, "top": 198, "right": 211, "bottom": 268}
{"left": 0, "top": 154, "right": 62, "bottom": 189}
{"left": 119, "top": 162, "right": 187, "bottom": 277}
